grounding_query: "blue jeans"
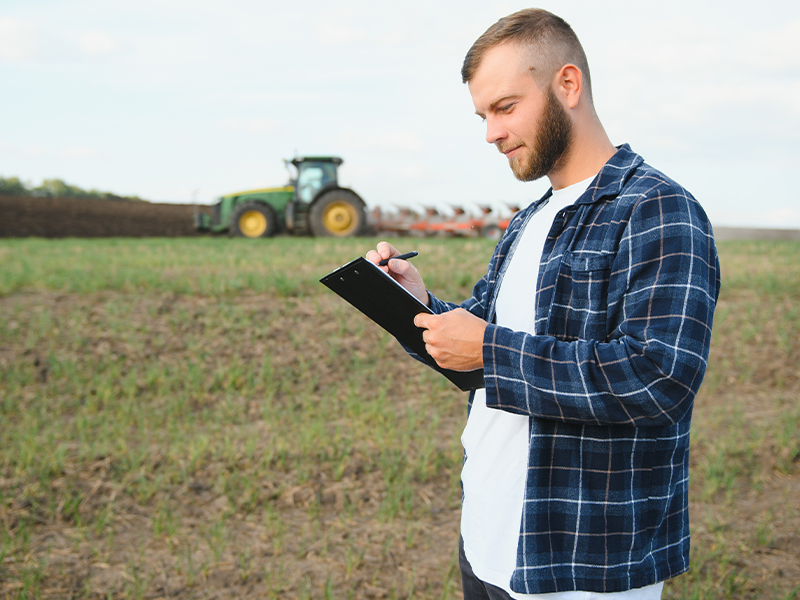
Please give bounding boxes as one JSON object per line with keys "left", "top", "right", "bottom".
{"left": 459, "top": 536, "right": 514, "bottom": 600}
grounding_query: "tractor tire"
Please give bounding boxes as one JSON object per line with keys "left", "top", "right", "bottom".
{"left": 309, "top": 189, "right": 366, "bottom": 237}
{"left": 482, "top": 224, "right": 503, "bottom": 241}
{"left": 230, "top": 202, "right": 277, "bottom": 238}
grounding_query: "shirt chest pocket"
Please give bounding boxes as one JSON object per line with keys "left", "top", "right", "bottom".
{"left": 545, "top": 252, "right": 614, "bottom": 342}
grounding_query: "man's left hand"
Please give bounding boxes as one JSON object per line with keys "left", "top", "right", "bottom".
{"left": 414, "top": 308, "right": 487, "bottom": 372}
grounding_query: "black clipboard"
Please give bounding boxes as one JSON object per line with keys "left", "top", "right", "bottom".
{"left": 319, "top": 257, "right": 484, "bottom": 391}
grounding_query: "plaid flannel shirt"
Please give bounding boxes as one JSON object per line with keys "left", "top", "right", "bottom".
{"left": 424, "top": 145, "right": 721, "bottom": 594}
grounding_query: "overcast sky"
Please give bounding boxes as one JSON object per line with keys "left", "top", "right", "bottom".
{"left": 2, "top": 0, "right": 799, "bottom": 228}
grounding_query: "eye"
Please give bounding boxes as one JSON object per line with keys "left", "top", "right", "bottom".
{"left": 498, "top": 102, "right": 515, "bottom": 113}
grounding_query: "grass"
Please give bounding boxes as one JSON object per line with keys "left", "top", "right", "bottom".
{"left": 0, "top": 237, "right": 798, "bottom": 599}
{"left": 0, "top": 237, "right": 490, "bottom": 300}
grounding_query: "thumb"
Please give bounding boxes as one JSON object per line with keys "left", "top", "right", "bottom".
{"left": 388, "top": 256, "right": 415, "bottom": 277}
{"left": 414, "top": 313, "right": 429, "bottom": 328}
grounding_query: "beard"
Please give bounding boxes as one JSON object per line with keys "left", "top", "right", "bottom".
{"left": 501, "top": 88, "right": 573, "bottom": 182}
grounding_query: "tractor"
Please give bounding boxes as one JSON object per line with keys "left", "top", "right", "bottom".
{"left": 195, "top": 156, "right": 368, "bottom": 238}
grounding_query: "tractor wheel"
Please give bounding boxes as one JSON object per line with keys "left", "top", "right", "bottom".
{"left": 482, "top": 224, "right": 503, "bottom": 241}
{"left": 230, "top": 202, "right": 277, "bottom": 238}
{"left": 309, "top": 190, "right": 366, "bottom": 237}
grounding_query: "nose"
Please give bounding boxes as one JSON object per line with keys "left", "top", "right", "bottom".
{"left": 485, "top": 116, "right": 507, "bottom": 146}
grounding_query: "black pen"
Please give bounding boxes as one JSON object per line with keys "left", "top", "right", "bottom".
{"left": 378, "top": 251, "right": 418, "bottom": 266}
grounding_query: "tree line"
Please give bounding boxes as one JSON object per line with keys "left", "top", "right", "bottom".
{"left": 0, "top": 176, "right": 144, "bottom": 201}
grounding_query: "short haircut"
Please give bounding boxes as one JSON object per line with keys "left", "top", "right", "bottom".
{"left": 461, "top": 8, "right": 593, "bottom": 104}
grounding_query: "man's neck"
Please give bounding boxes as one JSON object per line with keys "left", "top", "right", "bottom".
{"left": 548, "top": 124, "right": 616, "bottom": 191}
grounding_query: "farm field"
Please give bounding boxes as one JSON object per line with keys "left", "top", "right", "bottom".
{"left": 0, "top": 237, "right": 798, "bottom": 599}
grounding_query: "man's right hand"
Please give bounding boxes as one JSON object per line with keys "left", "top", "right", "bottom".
{"left": 366, "top": 241, "right": 429, "bottom": 306}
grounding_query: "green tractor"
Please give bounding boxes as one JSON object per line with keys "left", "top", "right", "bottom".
{"left": 195, "top": 156, "right": 368, "bottom": 238}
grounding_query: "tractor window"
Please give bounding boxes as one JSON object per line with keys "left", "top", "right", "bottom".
{"left": 297, "top": 161, "right": 337, "bottom": 202}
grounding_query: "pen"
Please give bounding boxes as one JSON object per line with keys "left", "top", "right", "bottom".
{"left": 378, "top": 251, "right": 418, "bottom": 266}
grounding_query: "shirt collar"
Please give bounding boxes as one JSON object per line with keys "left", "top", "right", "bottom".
{"left": 524, "top": 144, "right": 644, "bottom": 215}
{"left": 575, "top": 143, "right": 644, "bottom": 205}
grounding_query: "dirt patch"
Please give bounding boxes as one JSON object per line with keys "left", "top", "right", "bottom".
{"left": 0, "top": 195, "right": 210, "bottom": 238}
{"left": 5, "top": 196, "right": 797, "bottom": 242}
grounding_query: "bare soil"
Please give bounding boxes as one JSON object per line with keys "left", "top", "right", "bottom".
{"left": 3, "top": 195, "right": 798, "bottom": 241}
{"left": 0, "top": 196, "right": 209, "bottom": 238}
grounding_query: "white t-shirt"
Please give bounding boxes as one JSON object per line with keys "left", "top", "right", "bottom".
{"left": 460, "top": 175, "right": 664, "bottom": 600}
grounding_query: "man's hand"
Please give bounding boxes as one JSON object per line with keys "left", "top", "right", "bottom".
{"left": 414, "top": 308, "right": 487, "bottom": 372}
{"left": 366, "top": 241, "right": 429, "bottom": 306}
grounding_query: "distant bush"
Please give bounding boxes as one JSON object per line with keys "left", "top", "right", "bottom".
{"left": 0, "top": 175, "right": 145, "bottom": 201}
{"left": 0, "top": 177, "right": 27, "bottom": 196}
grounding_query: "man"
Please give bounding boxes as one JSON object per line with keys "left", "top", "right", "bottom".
{"left": 368, "top": 8, "right": 720, "bottom": 599}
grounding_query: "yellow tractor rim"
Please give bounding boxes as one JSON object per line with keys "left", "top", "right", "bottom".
{"left": 323, "top": 201, "right": 358, "bottom": 235}
{"left": 239, "top": 210, "right": 268, "bottom": 238}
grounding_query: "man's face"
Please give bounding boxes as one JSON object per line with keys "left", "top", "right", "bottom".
{"left": 468, "top": 42, "right": 572, "bottom": 182}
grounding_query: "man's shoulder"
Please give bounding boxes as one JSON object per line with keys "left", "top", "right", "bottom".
{"left": 607, "top": 158, "right": 716, "bottom": 243}
{"left": 601, "top": 155, "right": 705, "bottom": 226}
{"left": 622, "top": 160, "right": 695, "bottom": 202}
{"left": 587, "top": 145, "right": 694, "bottom": 208}
{"left": 587, "top": 147, "right": 713, "bottom": 240}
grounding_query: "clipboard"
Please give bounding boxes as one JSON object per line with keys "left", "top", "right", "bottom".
{"left": 319, "top": 257, "right": 485, "bottom": 391}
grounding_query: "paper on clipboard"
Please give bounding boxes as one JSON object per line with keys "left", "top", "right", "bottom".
{"left": 319, "top": 257, "right": 485, "bottom": 392}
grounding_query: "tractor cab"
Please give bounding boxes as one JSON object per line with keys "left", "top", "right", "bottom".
{"left": 290, "top": 156, "right": 342, "bottom": 203}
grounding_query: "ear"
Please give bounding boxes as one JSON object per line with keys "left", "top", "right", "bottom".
{"left": 554, "top": 64, "right": 583, "bottom": 109}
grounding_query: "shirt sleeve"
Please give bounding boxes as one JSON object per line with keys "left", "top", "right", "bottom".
{"left": 482, "top": 188, "right": 721, "bottom": 428}
{"left": 403, "top": 273, "right": 492, "bottom": 367}
{"left": 427, "top": 272, "right": 491, "bottom": 318}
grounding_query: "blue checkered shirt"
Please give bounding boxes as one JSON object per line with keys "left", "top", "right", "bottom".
{"left": 424, "top": 145, "right": 721, "bottom": 594}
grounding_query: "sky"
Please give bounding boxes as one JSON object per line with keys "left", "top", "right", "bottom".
{"left": 1, "top": 0, "right": 799, "bottom": 228}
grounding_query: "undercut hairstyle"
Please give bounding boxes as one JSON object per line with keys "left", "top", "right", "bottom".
{"left": 461, "top": 8, "right": 593, "bottom": 104}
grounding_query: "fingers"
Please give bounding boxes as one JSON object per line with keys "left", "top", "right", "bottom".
{"left": 377, "top": 241, "right": 398, "bottom": 262}
{"left": 415, "top": 313, "right": 434, "bottom": 356}
{"left": 367, "top": 242, "right": 417, "bottom": 277}
{"left": 412, "top": 309, "right": 486, "bottom": 371}
{"left": 415, "top": 314, "right": 436, "bottom": 357}
{"left": 367, "top": 241, "right": 400, "bottom": 269}
{"left": 386, "top": 255, "right": 415, "bottom": 276}
{"left": 376, "top": 240, "right": 395, "bottom": 256}
{"left": 367, "top": 242, "right": 428, "bottom": 306}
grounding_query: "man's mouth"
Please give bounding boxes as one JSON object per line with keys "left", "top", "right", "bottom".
{"left": 499, "top": 144, "right": 523, "bottom": 157}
